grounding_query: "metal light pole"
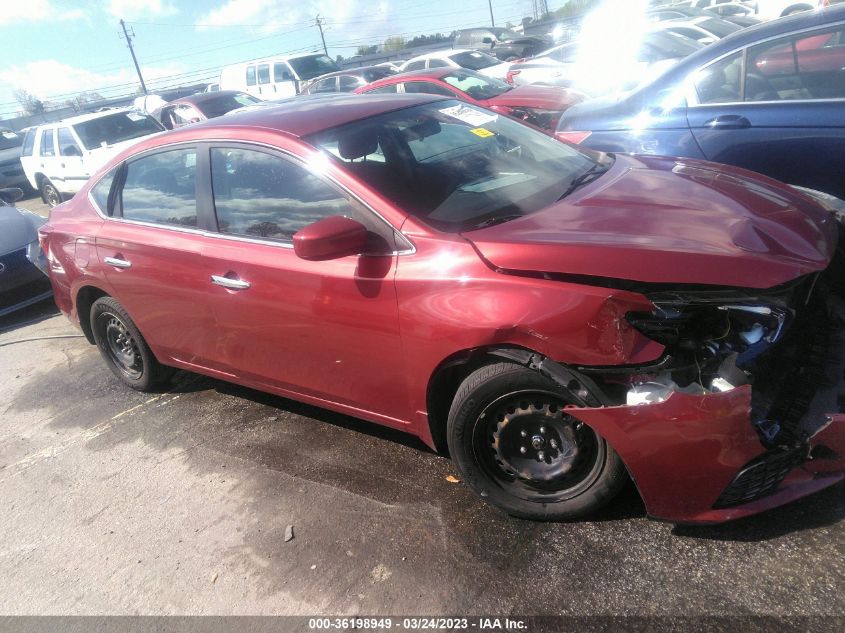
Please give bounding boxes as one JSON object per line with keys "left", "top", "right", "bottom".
{"left": 488, "top": 0, "right": 495, "bottom": 26}
{"left": 120, "top": 19, "right": 147, "bottom": 95}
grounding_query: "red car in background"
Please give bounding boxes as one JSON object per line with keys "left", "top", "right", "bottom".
{"left": 154, "top": 90, "right": 260, "bottom": 129}
{"left": 38, "top": 94, "right": 845, "bottom": 525}
{"left": 355, "top": 68, "right": 585, "bottom": 131}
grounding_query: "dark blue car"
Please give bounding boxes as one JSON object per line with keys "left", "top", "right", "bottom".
{"left": 557, "top": 5, "right": 845, "bottom": 198}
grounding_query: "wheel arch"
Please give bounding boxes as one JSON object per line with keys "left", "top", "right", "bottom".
{"left": 425, "top": 344, "right": 609, "bottom": 454}
{"left": 74, "top": 284, "right": 111, "bottom": 344}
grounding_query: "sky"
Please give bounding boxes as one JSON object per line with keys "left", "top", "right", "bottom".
{"left": 0, "top": 0, "right": 548, "bottom": 119}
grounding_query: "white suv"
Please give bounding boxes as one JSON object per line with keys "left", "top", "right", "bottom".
{"left": 19, "top": 108, "right": 164, "bottom": 207}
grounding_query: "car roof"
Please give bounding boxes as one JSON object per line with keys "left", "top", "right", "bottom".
{"left": 309, "top": 66, "right": 394, "bottom": 80}
{"left": 194, "top": 93, "right": 450, "bottom": 138}
{"left": 31, "top": 108, "right": 138, "bottom": 129}
{"left": 173, "top": 91, "right": 250, "bottom": 105}
{"left": 406, "top": 49, "right": 467, "bottom": 61}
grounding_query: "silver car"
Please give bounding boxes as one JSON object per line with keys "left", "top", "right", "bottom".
{"left": 506, "top": 31, "right": 703, "bottom": 94}
{"left": 0, "top": 188, "right": 51, "bottom": 317}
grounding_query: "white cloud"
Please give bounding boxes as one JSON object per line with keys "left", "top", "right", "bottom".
{"left": 0, "top": 0, "right": 85, "bottom": 24}
{"left": 108, "top": 0, "right": 177, "bottom": 20}
{"left": 198, "top": 0, "right": 308, "bottom": 35}
{"left": 0, "top": 60, "right": 185, "bottom": 103}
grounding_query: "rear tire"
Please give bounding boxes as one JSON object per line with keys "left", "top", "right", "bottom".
{"left": 40, "top": 177, "right": 62, "bottom": 208}
{"left": 447, "top": 362, "right": 626, "bottom": 520}
{"left": 90, "top": 296, "right": 173, "bottom": 391}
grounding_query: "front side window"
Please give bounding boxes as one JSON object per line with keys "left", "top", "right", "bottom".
{"left": 274, "top": 62, "right": 293, "bottom": 82}
{"left": 694, "top": 51, "right": 742, "bottom": 104}
{"left": 210, "top": 147, "right": 394, "bottom": 249}
{"left": 121, "top": 148, "right": 197, "bottom": 227}
{"left": 257, "top": 64, "right": 271, "bottom": 84}
{"left": 428, "top": 58, "right": 450, "bottom": 69}
{"left": 364, "top": 84, "right": 398, "bottom": 94}
{"left": 307, "top": 100, "right": 603, "bottom": 233}
{"left": 172, "top": 105, "right": 201, "bottom": 127}
{"left": 57, "top": 128, "right": 82, "bottom": 156}
{"left": 246, "top": 66, "right": 257, "bottom": 86}
{"left": 404, "top": 60, "right": 426, "bottom": 71}
{"left": 312, "top": 77, "right": 338, "bottom": 93}
{"left": 39, "top": 129, "right": 55, "bottom": 157}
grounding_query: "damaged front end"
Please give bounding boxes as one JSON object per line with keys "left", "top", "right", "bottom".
{"left": 565, "top": 245, "right": 845, "bottom": 523}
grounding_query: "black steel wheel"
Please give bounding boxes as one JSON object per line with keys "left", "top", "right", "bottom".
{"left": 447, "top": 362, "right": 627, "bottom": 520}
{"left": 40, "top": 178, "right": 61, "bottom": 208}
{"left": 90, "top": 296, "right": 173, "bottom": 391}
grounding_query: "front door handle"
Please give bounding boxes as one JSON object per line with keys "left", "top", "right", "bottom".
{"left": 211, "top": 275, "right": 250, "bottom": 290}
{"left": 104, "top": 256, "right": 131, "bottom": 269}
{"left": 704, "top": 115, "right": 751, "bottom": 129}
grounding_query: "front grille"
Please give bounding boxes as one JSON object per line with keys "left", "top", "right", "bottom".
{"left": 713, "top": 447, "right": 806, "bottom": 508}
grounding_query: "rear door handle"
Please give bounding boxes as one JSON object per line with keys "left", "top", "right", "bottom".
{"left": 104, "top": 256, "right": 131, "bottom": 269}
{"left": 211, "top": 275, "right": 250, "bottom": 290}
{"left": 704, "top": 115, "right": 751, "bottom": 129}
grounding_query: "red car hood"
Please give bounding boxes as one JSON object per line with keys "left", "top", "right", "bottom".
{"left": 462, "top": 155, "right": 838, "bottom": 289}
{"left": 483, "top": 84, "right": 585, "bottom": 110}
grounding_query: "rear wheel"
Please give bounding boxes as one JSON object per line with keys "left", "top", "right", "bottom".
{"left": 90, "top": 297, "right": 173, "bottom": 391}
{"left": 447, "top": 362, "right": 626, "bottom": 520}
{"left": 40, "top": 177, "right": 61, "bottom": 208}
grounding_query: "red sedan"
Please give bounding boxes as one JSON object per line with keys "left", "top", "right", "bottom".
{"left": 38, "top": 94, "right": 845, "bottom": 524}
{"left": 355, "top": 68, "right": 585, "bottom": 131}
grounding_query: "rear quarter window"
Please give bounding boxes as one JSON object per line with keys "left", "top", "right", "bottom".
{"left": 21, "top": 129, "right": 36, "bottom": 156}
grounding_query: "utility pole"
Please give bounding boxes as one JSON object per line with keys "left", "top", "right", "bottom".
{"left": 315, "top": 15, "right": 328, "bottom": 56}
{"left": 488, "top": 0, "right": 495, "bottom": 27}
{"left": 119, "top": 19, "right": 148, "bottom": 95}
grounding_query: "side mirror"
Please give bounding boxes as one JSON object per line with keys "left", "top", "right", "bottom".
{"left": 0, "top": 187, "right": 24, "bottom": 205}
{"left": 293, "top": 215, "right": 368, "bottom": 261}
{"left": 63, "top": 145, "right": 81, "bottom": 157}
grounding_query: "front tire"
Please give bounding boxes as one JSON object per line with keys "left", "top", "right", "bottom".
{"left": 90, "top": 296, "right": 173, "bottom": 391}
{"left": 447, "top": 362, "right": 626, "bottom": 520}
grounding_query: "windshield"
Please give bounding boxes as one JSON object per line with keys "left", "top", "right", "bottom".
{"left": 0, "top": 129, "right": 21, "bottom": 150}
{"left": 449, "top": 51, "right": 501, "bottom": 71}
{"left": 73, "top": 112, "right": 163, "bottom": 150}
{"left": 288, "top": 54, "right": 341, "bottom": 80}
{"left": 442, "top": 71, "right": 511, "bottom": 100}
{"left": 199, "top": 93, "right": 260, "bottom": 118}
{"left": 306, "top": 101, "right": 605, "bottom": 232}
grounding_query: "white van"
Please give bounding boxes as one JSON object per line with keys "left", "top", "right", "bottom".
{"left": 19, "top": 108, "right": 164, "bottom": 207}
{"left": 219, "top": 53, "right": 340, "bottom": 99}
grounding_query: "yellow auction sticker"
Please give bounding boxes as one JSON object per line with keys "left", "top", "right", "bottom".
{"left": 469, "top": 127, "right": 495, "bottom": 138}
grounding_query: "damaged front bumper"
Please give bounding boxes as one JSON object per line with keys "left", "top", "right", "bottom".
{"left": 565, "top": 387, "right": 845, "bottom": 524}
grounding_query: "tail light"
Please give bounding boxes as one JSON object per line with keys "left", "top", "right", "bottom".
{"left": 555, "top": 130, "right": 592, "bottom": 144}
{"left": 505, "top": 69, "right": 520, "bottom": 84}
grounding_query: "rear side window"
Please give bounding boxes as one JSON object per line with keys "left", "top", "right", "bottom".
{"left": 364, "top": 84, "right": 398, "bottom": 94}
{"left": 39, "top": 129, "right": 55, "bottom": 157}
{"left": 246, "top": 66, "right": 256, "bottom": 86}
{"left": 121, "top": 148, "right": 197, "bottom": 227}
{"left": 312, "top": 77, "right": 337, "bottom": 93}
{"left": 90, "top": 166, "right": 118, "bottom": 215}
{"left": 339, "top": 75, "right": 361, "bottom": 91}
{"left": 404, "top": 60, "right": 426, "bottom": 71}
{"left": 21, "top": 128, "right": 35, "bottom": 156}
{"left": 257, "top": 63, "right": 271, "bottom": 84}
{"left": 748, "top": 27, "right": 845, "bottom": 101}
{"left": 428, "top": 58, "right": 450, "bottom": 69}
{"left": 402, "top": 81, "right": 455, "bottom": 97}
{"left": 210, "top": 147, "right": 380, "bottom": 244}
{"left": 57, "top": 128, "right": 81, "bottom": 156}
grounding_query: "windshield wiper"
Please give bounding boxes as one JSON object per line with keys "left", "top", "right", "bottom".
{"left": 466, "top": 213, "right": 524, "bottom": 231}
{"left": 557, "top": 163, "right": 610, "bottom": 201}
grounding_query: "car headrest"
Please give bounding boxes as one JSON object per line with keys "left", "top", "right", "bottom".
{"left": 338, "top": 129, "right": 379, "bottom": 160}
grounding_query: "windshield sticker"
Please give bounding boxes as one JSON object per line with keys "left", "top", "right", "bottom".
{"left": 2, "top": 132, "right": 17, "bottom": 139}
{"left": 439, "top": 104, "right": 497, "bottom": 126}
{"left": 469, "top": 127, "right": 495, "bottom": 138}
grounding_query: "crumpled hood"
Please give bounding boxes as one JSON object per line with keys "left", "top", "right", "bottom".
{"left": 0, "top": 205, "right": 42, "bottom": 254}
{"left": 487, "top": 85, "right": 586, "bottom": 110}
{"left": 463, "top": 154, "right": 838, "bottom": 289}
